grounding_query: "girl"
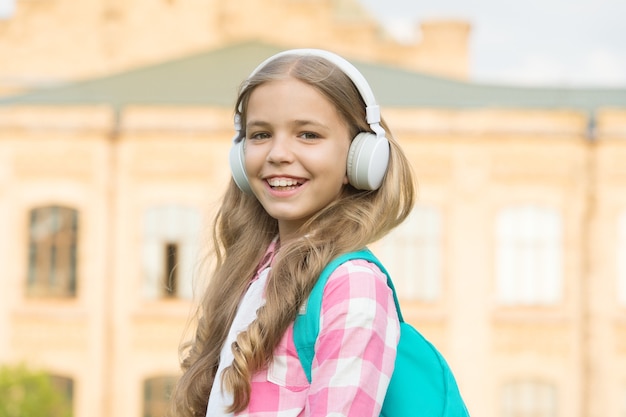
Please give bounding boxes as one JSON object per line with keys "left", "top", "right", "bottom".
{"left": 170, "top": 49, "right": 416, "bottom": 417}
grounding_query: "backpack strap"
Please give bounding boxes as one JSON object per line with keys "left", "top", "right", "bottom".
{"left": 293, "top": 249, "right": 403, "bottom": 383}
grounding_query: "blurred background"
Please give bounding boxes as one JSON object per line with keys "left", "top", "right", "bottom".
{"left": 1, "top": 1, "right": 625, "bottom": 416}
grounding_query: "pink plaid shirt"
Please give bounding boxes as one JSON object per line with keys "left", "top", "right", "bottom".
{"left": 216, "top": 241, "right": 400, "bottom": 417}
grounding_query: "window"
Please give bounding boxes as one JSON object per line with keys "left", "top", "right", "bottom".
{"left": 144, "top": 376, "right": 177, "bottom": 417}
{"left": 49, "top": 374, "right": 74, "bottom": 414}
{"left": 618, "top": 211, "right": 626, "bottom": 305}
{"left": 27, "top": 206, "right": 79, "bottom": 298}
{"left": 0, "top": 0, "right": 15, "bottom": 19}
{"left": 165, "top": 243, "right": 179, "bottom": 296}
{"left": 501, "top": 380, "right": 557, "bottom": 417}
{"left": 496, "top": 205, "right": 562, "bottom": 305}
{"left": 142, "top": 205, "right": 201, "bottom": 299}
{"left": 377, "top": 206, "right": 442, "bottom": 301}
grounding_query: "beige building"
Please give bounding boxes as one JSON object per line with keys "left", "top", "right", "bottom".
{"left": 1, "top": 1, "right": 626, "bottom": 417}
{"left": 0, "top": 0, "right": 469, "bottom": 95}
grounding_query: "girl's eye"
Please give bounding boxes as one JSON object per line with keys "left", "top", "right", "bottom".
{"left": 249, "top": 132, "right": 270, "bottom": 140}
{"left": 299, "top": 132, "right": 319, "bottom": 140}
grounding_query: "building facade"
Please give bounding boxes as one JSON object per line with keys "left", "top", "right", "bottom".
{"left": 1, "top": 1, "right": 626, "bottom": 417}
{"left": 0, "top": 0, "right": 469, "bottom": 95}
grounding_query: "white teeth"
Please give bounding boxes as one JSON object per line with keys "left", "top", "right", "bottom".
{"left": 268, "top": 178, "right": 299, "bottom": 187}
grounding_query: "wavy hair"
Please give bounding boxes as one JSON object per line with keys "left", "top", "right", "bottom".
{"left": 169, "top": 53, "right": 416, "bottom": 416}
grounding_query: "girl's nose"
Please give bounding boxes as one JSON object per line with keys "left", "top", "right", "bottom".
{"left": 266, "top": 135, "right": 294, "bottom": 164}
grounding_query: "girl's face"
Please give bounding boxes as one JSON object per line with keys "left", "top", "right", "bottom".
{"left": 244, "top": 77, "right": 352, "bottom": 242}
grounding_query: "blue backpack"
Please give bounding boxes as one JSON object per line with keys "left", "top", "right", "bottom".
{"left": 293, "top": 249, "right": 470, "bottom": 416}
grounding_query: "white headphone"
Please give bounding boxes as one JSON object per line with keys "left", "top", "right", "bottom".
{"left": 228, "top": 49, "right": 390, "bottom": 194}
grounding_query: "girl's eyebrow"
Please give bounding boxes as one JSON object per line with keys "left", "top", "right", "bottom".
{"left": 292, "top": 119, "right": 329, "bottom": 129}
{"left": 246, "top": 119, "right": 330, "bottom": 130}
{"left": 246, "top": 120, "right": 271, "bottom": 129}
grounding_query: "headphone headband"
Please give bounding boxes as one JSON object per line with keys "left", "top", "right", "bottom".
{"left": 233, "top": 48, "right": 385, "bottom": 142}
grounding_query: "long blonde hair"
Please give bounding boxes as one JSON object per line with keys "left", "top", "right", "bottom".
{"left": 169, "top": 53, "right": 416, "bottom": 416}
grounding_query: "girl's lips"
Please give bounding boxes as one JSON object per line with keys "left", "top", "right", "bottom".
{"left": 267, "top": 177, "right": 303, "bottom": 187}
{"left": 264, "top": 177, "right": 307, "bottom": 195}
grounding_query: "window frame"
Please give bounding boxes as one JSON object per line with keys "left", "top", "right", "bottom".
{"left": 142, "top": 205, "right": 201, "bottom": 300}
{"left": 49, "top": 374, "right": 74, "bottom": 411}
{"left": 143, "top": 375, "right": 177, "bottom": 417}
{"left": 495, "top": 205, "right": 563, "bottom": 306}
{"left": 501, "top": 379, "right": 557, "bottom": 417}
{"left": 376, "top": 205, "right": 443, "bottom": 302}
{"left": 27, "top": 205, "right": 79, "bottom": 298}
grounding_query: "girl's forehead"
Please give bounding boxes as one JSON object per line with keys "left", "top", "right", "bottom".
{"left": 246, "top": 78, "right": 332, "bottom": 109}
{"left": 244, "top": 78, "right": 350, "bottom": 131}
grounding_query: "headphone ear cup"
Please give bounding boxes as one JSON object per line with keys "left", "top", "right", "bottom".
{"left": 346, "top": 132, "right": 390, "bottom": 190}
{"left": 229, "top": 140, "right": 253, "bottom": 194}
